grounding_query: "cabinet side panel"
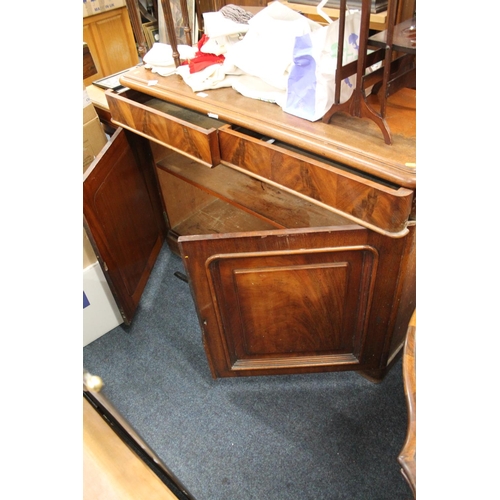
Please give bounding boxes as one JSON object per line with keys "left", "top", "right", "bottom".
{"left": 387, "top": 224, "right": 416, "bottom": 361}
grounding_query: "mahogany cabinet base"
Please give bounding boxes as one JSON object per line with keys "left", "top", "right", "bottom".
{"left": 357, "top": 348, "right": 404, "bottom": 383}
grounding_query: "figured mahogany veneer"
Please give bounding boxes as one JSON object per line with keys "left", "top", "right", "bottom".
{"left": 107, "top": 89, "right": 223, "bottom": 167}
{"left": 87, "top": 70, "right": 417, "bottom": 380}
{"left": 115, "top": 67, "right": 416, "bottom": 188}
{"left": 218, "top": 126, "right": 413, "bottom": 236}
{"left": 179, "top": 223, "right": 415, "bottom": 378}
{"left": 156, "top": 150, "right": 354, "bottom": 231}
{"left": 106, "top": 83, "right": 414, "bottom": 237}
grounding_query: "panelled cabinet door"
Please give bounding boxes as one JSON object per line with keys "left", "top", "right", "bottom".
{"left": 84, "top": 128, "right": 166, "bottom": 323}
{"left": 178, "top": 225, "right": 406, "bottom": 378}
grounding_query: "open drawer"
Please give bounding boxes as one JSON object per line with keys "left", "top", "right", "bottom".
{"left": 106, "top": 88, "right": 226, "bottom": 167}
{"left": 106, "top": 86, "right": 414, "bottom": 237}
{"left": 219, "top": 125, "right": 414, "bottom": 237}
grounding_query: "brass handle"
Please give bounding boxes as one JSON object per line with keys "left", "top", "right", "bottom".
{"left": 83, "top": 370, "right": 104, "bottom": 392}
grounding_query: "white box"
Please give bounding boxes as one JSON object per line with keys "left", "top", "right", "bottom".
{"left": 83, "top": 262, "right": 123, "bottom": 346}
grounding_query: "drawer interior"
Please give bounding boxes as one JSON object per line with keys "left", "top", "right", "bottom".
{"left": 144, "top": 97, "right": 228, "bottom": 131}
{"left": 116, "top": 89, "right": 228, "bottom": 131}
{"left": 231, "top": 126, "right": 401, "bottom": 189}
{"left": 219, "top": 126, "right": 414, "bottom": 236}
{"left": 107, "top": 89, "right": 227, "bottom": 167}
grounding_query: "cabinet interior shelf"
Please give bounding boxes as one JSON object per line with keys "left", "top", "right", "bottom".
{"left": 156, "top": 150, "right": 353, "bottom": 240}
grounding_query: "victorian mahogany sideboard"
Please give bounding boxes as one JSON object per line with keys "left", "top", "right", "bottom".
{"left": 83, "top": 66, "right": 415, "bottom": 380}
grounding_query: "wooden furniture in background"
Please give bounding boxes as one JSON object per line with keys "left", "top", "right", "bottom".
{"left": 281, "top": 0, "right": 388, "bottom": 30}
{"left": 398, "top": 309, "right": 416, "bottom": 496}
{"left": 83, "top": 43, "right": 98, "bottom": 80}
{"left": 124, "top": 0, "right": 149, "bottom": 60}
{"left": 321, "top": 0, "right": 416, "bottom": 144}
{"left": 125, "top": 0, "right": 193, "bottom": 66}
{"left": 281, "top": 0, "right": 415, "bottom": 30}
{"left": 84, "top": 65, "right": 415, "bottom": 381}
{"left": 83, "top": 6, "right": 139, "bottom": 87}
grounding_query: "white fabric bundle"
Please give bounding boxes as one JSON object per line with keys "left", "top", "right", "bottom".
{"left": 143, "top": 43, "right": 197, "bottom": 76}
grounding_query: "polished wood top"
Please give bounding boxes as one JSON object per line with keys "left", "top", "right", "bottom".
{"left": 117, "top": 66, "right": 416, "bottom": 188}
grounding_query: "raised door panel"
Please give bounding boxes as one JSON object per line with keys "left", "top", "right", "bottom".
{"left": 84, "top": 128, "right": 166, "bottom": 323}
{"left": 178, "top": 226, "right": 389, "bottom": 378}
{"left": 83, "top": 7, "right": 139, "bottom": 86}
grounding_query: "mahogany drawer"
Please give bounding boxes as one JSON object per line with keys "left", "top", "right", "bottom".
{"left": 106, "top": 88, "right": 225, "bottom": 167}
{"left": 218, "top": 126, "right": 414, "bottom": 237}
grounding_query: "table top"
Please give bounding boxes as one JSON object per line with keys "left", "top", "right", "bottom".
{"left": 117, "top": 66, "right": 416, "bottom": 188}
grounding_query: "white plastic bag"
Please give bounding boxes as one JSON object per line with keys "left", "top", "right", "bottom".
{"left": 284, "top": 10, "right": 362, "bottom": 121}
{"left": 224, "top": 1, "right": 320, "bottom": 91}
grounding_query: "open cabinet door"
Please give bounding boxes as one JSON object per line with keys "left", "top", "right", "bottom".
{"left": 84, "top": 127, "right": 166, "bottom": 323}
{"left": 178, "top": 224, "right": 412, "bottom": 379}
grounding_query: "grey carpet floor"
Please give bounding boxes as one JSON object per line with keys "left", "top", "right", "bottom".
{"left": 83, "top": 244, "right": 412, "bottom": 500}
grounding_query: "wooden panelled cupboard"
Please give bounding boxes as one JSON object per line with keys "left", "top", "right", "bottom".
{"left": 83, "top": 66, "right": 415, "bottom": 381}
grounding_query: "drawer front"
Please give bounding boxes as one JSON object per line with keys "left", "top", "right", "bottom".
{"left": 219, "top": 127, "right": 414, "bottom": 236}
{"left": 106, "top": 90, "right": 221, "bottom": 167}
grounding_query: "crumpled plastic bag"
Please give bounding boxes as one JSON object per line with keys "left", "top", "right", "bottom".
{"left": 224, "top": 1, "right": 320, "bottom": 90}
{"left": 284, "top": 10, "right": 380, "bottom": 121}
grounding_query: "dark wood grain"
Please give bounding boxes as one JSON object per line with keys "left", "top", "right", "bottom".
{"left": 157, "top": 150, "right": 354, "bottom": 231}
{"left": 124, "top": 0, "right": 148, "bottom": 59}
{"left": 179, "top": 224, "right": 415, "bottom": 378}
{"left": 117, "top": 67, "right": 416, "bottom": 188}
{"left": 83, "top": 44, "right": 98, "bottom": 80}
{"left": 83, "top": 129, "right": 166, "bottom": 322}
{"left": 106, "top": 89, "right": 222, "bottom": 167}
{"left": 219, "top": 127, "right": 414, "bottom": 236}
{"left": 97, "top": 67, "right": 416, "bottom": 381}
